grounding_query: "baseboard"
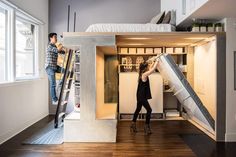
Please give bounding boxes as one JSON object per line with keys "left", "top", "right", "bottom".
{"left": 225, "top": 133, "right": 236, "bottom": 142}
{"left": 0, "top": 112, "right": 48, "bottom": 145}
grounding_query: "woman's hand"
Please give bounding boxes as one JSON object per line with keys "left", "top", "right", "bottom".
{"left": 142, "top": 60, "right": 158, "bottom": 79}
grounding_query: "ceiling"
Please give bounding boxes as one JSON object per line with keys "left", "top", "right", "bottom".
{"left": 179, "top": 0, "right": 236, "bottom": 26}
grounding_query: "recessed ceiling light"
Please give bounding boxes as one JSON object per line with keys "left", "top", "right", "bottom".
{"left": 124, "top": 37, "right": 151, "bottom": 40}
{"left": 126, "top": 43, "right": 145, "bottom": 46}
{"left": 175, "top": 43, "right": 189, "bottom": 46}
{"left": 184, "top": 37, "right": 206, "bottom": 40}
{"left": 190, "top": 43, "right": 198, "bottom": 47}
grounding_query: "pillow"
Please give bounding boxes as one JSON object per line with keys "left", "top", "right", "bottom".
{"left": 150, "top": 11, "right": 165, "bottom": 24}
{"left": 157, "top": 11, "right": 165, "bottom": 24}
{"left": 162, "top": 11, "right": 171, "bottom": 24}
{"left": 170, "top": 10, "right": 176, "bottom": 26}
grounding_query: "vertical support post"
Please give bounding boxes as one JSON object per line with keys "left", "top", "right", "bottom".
{"left": 73, "top": 12, "right": 76, "bottom": 32}
{"left": 67, "top": 5, "right": 70, "bottom": 32}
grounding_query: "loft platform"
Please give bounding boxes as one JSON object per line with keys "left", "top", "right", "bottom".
{"left": 63, "top": 32, "right": 226, "bottom": 142}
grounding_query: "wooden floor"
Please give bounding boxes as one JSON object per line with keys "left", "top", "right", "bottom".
{"left": 0, "top": 116, "right": 236, "bottom": 157}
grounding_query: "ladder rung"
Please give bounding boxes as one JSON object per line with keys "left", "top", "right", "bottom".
{"left": 58, "top": 112, "right": 65, "bottom": 118}
{"left": 75, "top": 72, "right": 80, "bottom": 74}
{"left": 62, "top": 101, "right": 68, "bottom": 106}
{"left": 64, "top": 89, "right": 70, "bottom": 92}
{"left": 58, "top": 82, "right": 69, "bottom": 86}
{"left": 75, "top": 63, "right": 80, "bottom": 65}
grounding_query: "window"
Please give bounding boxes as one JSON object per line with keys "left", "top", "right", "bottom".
{"left": 0, "top": 1, "right": 41, "bottom": 83}
{"left": 15, "top": 16, "right": 37, "bottom": 79}
{"left": 0, "top": 6, "right": 7, "bottom": 82}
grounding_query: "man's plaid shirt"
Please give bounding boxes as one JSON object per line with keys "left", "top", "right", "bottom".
{"left": 45, "top": 43, "right": 58, "bottom": 70}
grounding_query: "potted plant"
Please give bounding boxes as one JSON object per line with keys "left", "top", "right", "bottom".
{"left": 215, "top": 23, "right": 223, "bottom": 32}
{"left": 192, "top": 23, "right": 200, "bottom": 32}
{"left": 200, "top": 23, "right": 207, "bottom": 32}
{"left": 207, "top": 23, "right": 214, "bottom": 32}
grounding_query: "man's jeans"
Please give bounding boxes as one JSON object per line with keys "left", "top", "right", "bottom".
{"left": 46, "top": 66, "right": 64, "bottom": 102}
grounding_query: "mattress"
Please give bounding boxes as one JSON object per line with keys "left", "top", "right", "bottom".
{"left": 86, "top": 23, "right": 175, "bottom": 32}
{"left": 157, "top": 54, "right": 215, "bottom": 132}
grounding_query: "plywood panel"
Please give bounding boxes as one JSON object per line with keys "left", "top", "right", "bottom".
{"left": 187, "top": 46, "right": 194, "bottom": 87}
{"left": 96, "top": 48, "right": 105, "bottom": 117}
{"left": 96, "top": 48, "right": 117, "bottom": 119}
{"left": 194, "top": 40, "right": 217, "bottom": 120}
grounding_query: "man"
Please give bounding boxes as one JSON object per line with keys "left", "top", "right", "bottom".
{"left": 45, "top": 33, "right": 64, "bottom": 105}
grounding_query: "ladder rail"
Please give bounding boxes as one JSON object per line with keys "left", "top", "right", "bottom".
{"left": 62, "top": 69, "right": 74, "bottom": 113}
{"left": 54, "top": 49, "right": 73, "bottom": 128}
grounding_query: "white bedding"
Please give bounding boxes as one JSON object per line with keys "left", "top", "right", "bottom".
{"left": 86, "top": 23, "right": 175, "bottom": 32}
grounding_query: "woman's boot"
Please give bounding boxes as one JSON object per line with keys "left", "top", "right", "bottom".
{"left": 144, "top": 124, "right": 152, "bottom": 135}
{"left": 130, "top": 122, "right": 137, "bottom": 133}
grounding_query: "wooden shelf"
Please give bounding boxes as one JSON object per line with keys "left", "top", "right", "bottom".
{"left": 119, "top": 64, "right": 138, "bottom": 66}
{"left": 168, "top": 53, "right": 187, "bottom": 55}
{"left": 118, "top": 53, "right": 187, "bottom": 56}
{"left": 118, "top": 53, "right": 158, "bottom": 56}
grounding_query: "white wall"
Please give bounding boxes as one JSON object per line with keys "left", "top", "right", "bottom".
{"left": 225, "top": 18, "right": 236, "bottom": 142}
{"left": 0, "top": 0, "right": 49, "bottom": 144}
{"left": 49, "top": 0, "right": 161, "bottom": 32}
{"left": 194, "top": 40, "right": 217, "bottom": 120}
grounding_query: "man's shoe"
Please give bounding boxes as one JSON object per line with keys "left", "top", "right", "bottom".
{"left": 52, "top": 100, "right": 58, "bottom": 105}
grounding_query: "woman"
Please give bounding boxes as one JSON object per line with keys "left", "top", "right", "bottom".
{"left": 130, "top": 58, "right": 159, "bottom": 135}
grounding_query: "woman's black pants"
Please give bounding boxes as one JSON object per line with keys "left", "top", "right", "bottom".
{"left": 132, "top": 100, "right": 152, "bottom": 124}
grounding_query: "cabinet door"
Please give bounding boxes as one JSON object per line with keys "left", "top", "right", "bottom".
{"left": 142, "top": 73, "right": 163, "bottom": 113}
{"left": 119, "top": 73, "right": 138, "bottom": 113}
{"left": 129, "top": 73, "right": 138, "bottom": 113}
{"left": 119, "top": 73, "right": 163, "bottom": 114}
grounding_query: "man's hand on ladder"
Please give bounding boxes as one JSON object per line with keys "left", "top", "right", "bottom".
{"left": 56, "top": 42, "right": 67, "bottom": 53}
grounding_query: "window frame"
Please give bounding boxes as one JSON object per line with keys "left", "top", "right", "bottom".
{"left": 14, "top": 14, "right": 39, "bottom": 80}
{"left": 0, "top": 1, "right": 42, "bottom": 84}
{"left": 0, "top": 4, "right": 9, "bottom": 83}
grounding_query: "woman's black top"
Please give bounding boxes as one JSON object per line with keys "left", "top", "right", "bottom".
{"left": 136, "top": 77, "right": 152, "bottom": 101}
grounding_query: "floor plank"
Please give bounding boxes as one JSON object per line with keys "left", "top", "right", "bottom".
{"left": 0, "top": 116, "right": 236, "bottom": 157}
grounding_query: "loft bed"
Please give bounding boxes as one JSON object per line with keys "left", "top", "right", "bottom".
{"left": 85, "top": 11, "right": 176, "bottom": 32}
{"left": 157, "top": 54, "right": 215, "bottom": 133}
{"left": 86, "top": 23, "right": 175, "bottom": 32}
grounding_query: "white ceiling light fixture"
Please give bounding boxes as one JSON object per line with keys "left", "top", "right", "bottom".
{"left": 184, "top": 37, "right": 207, "bottom": 40}
{"left": 124, "top": 37, "right": 152, "bottom": 40}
